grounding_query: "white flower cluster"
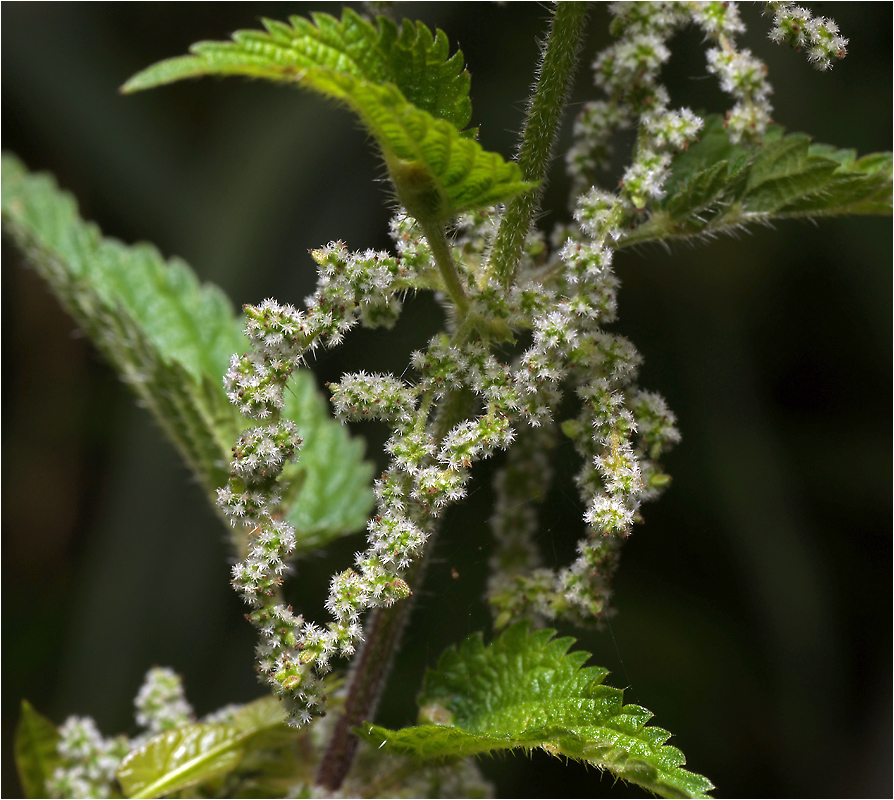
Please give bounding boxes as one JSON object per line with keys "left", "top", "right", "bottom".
{"left": 213, "top": 0, "right": 851, "bottom": 721}
{"left": 47, "top": 717, "right": 128, "bottom": 799}
{"left": 485, "top": 0, "right": 799, "bottom": 621}
{"left": 309, "top": 243, "right": 410, "bottom": 337}
{"left": 296, "top": 332, "right": 524, "bottom": 669}
{"left": 486, "top": 171, "right": 682, "bottom": 627}
{"left": 133, "top": 666, "right": 193, "bottom": 735}
{"left": 767, "top": 1, "right": 848, "bottom": 71}
{"left": 48, "top": 667, "right": 197, "bottom": 798}
{"left": 216, "top": 179, "right": 678, "bottom": 718}
{"left": 216, "top": 242, "right": 424, "bottom": 726}
{"left": 570, "top": 1, "right": 845, "bottom": 204}
{"left": 329, "top": 372, "right": 417, "bottom": 429}
{"left": 585, "top": 2, "right": 715, "bottom": 208}
{"left": 258, "top": 211, "right": 590, "bottom": 678}
{"left": 705, "top": 44, "right": 773, "bottom": 144}
{"left": 224, "top": 245, "right": 413, "bottom": 419}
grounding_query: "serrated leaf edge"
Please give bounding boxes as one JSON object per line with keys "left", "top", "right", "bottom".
{"left": 360, "top": 623, "right": 714, "bottom": 799}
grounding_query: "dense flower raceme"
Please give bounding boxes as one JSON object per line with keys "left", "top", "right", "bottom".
{"left": 217, "top": 244, "right": 421, "bottom": 724}
{"left": 767, "top": 1, "right": 848, "bottom": 70}
{"left": 211, "top": 0, "right": 847, "bottom": 727}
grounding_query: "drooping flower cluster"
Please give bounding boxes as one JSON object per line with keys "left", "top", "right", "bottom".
{"left": 301, "top": 330, "right": 523, "bottom": 667}
{"left": 212, "top": 0, "right": 849, "bottom": 727}
{"left": 581, "top": 2, "right": 717, "bottom": 207}
{"left": 487, "top": 3, "right": 856, "bottom": 627}
{"left": 223, "top": 246, "right": 415, "bottom": 420}
{"left": 224, "top": 182, "right": 682, "bottom": 672}
{"left": 484, "top": 184, "right": 681, "bottom": 626}
{"left": 216, "top": 307, "right": 320, "bottom": 721}
{"left": 217, "top": 245, "right": 418, "bottom": 725}
{"left": 569, "top": 1, "right": 830, "bottom": 206}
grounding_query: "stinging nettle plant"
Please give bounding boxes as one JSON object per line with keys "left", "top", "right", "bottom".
{"left": 5, "top": 2, "right": 891, "bottom": 798}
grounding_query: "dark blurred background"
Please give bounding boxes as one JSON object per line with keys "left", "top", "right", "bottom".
{"left": 3, "top": 3, "right": 891, "bottom": 797}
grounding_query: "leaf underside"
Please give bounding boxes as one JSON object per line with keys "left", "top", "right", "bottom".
{"left": 2, "top": 153, "right": 373, "bottom": 550}
{"left": 122, "top": 9, "right": 535, "bottom": 222}
{"left": 622, "top": 115, "right": 892, "bottom": 247}
{"left": 360, "top": 623, "right": 714, "bottom": 799}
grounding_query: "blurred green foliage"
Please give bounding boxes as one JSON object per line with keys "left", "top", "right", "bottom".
{"left": 3, "top": 3, "right": 891, "bottom": 797}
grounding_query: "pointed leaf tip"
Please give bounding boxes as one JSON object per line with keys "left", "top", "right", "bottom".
{"left": 14, "top": 701, "right": 62, "bottom": 800}
{"left": 121, "top": 10, "right": 536, "bottom": 221}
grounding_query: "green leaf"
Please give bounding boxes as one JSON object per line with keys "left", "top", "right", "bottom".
{"left": 229, "top": 695, "right": 291, "bottom": 740}
{"left": 14, "top": 701, "right": 62, "bottom": 799}
{"left": 118, "top": 724, "right": 243, "bottom": 799}
{"left": 117, "top": 697, "right": 291, "bottom": 799}
{"left": 360, "top": 623, "right": 713, "bottom": 799}
{"left": 2, "top": 153, "right": 372, "bottom": 550}
{"left": 122, "top": 9, "right": 535, "bottom": 223}
{"left": 622, "top": 115, "right": 892, "bottom": 247}
{"left": 2, "top": 153, "right": 243, "bottom": 493}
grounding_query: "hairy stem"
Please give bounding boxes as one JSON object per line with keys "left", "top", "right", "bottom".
{"left": 314, "top": 583, "right": 417, "bottom": 791}
{"left": 487, "top": 1, "right": 589, "bottom": 287}
{"left": 419, "top": 219, "right": 469, "bottom": 317}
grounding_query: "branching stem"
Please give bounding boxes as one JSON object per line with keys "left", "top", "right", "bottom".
{"left": 314, "top": 8, "right": 592, "bottom": 789}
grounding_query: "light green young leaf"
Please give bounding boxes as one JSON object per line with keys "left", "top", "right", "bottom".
{"left": 118, "top": 724, "right": 243, "bottom": 799}
{"left": 1, "top": 154, "right": 372, "bottom": 550}
{"left": 121, "top": 9, "right": 535, "bottom": 223}
{"left": 621, "top": 115, "right": 892, "bottom": 247}
{"left": 360, "top": 623, "right": 713, "bottom": 799}
{"left": 14, "top": 701, "right": 62, "bottom": 800}
{"left": 117, "top": 697, "right": 291, "bottom": 799}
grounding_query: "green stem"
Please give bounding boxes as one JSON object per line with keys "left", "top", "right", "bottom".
{"left": 419, "top": 219, "right": 469, "bottom": 317}
{"left": 487, "top": 1, "right": 589, "bottom": 288}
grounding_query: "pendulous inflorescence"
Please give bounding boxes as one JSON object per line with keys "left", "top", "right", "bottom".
{"left": 15, "top": 3, "right": 876, "bottom": 796}
{"left": 214, "top": 0, "right": 850, "bottom": 727}
{"left": 217, "top": 243, "right": 420, "bottom": 725}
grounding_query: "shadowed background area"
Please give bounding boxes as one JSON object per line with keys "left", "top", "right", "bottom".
{"left": 3, "top": 3, "right": 891, "bottom": 797}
